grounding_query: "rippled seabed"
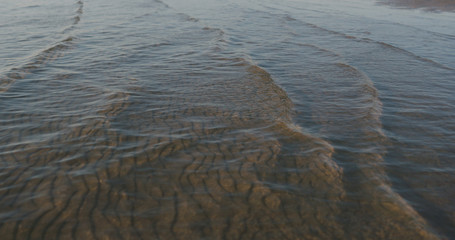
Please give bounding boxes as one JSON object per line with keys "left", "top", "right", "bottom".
{"left": 1, "top": 0, "right": 454, "bottom": 239}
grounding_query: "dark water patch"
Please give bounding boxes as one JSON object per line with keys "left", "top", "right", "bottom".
{"left": 153, "top": 0, "right": 171, "bottom": 8}
{"left": 378, "top": 0, "right": 455, "bottom": 12}
{"left": 178, "top": 13, "right": 200, "bottom": 22}
{"left": 24, "top": 5, "right": 41, "bottom": 9}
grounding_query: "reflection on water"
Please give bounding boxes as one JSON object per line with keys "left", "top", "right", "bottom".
{"left": 0, "top": 0, "right": 454, "bottom": 239}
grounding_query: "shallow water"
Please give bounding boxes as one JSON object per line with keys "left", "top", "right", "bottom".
{"left": 0, "top": 0, "right": 454, "bottom": 239}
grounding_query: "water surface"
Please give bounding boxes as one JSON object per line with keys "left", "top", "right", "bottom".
{"left": 1, "top": 0, "right": 454, "bottom": 239}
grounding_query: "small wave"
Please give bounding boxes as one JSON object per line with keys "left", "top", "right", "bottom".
{"left": 24, "top": 5, "right": 41, "bottom": 9}
{"left": 296, "top": 42, "right": 343, "bottom": 58}
{"left": 373, "top": 40, "right": 454, "bottom": 70}
{"left": 153, "top": 0, "right": 171, "bottom": 8}
{"left": 202, "top": 27, "right": 225, "bottom": 36}
{"left": 151, "top": 42, "right": 172, "bottom": 47}
{"left": 203, "top": 55, "right": 339, "bottom": 162}
{"left": 177, "top": 13, "right": 199, "bottom": 22}
{"left": 245, "top": 64, "right": 294, "bottom": 122}
{"left": 1, "top": 45, "right": 64, "bottom": 92}
{"left": 307, "top": 61, "right": 439, "bottom": 237}
{"left": 0, "top": 38, "right": 74, "bottom": 93}
{"left": 238, "top": 59, "right": 344, "bottom": 192}
{"left": 281, "top": 13, "right": 453, "bottom": 71}
{"left": 0, "top": 1, "right": 83, "bottom": 93}
{"left": 283, "top": 14, "right": 297, "bottom": 22}
{"left": 301, "top": 21, "right": 358, "bottom": 40}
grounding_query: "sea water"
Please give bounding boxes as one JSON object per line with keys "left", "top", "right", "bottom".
{"left": 0, "top": 0, "right": 454, "bottom": 239}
